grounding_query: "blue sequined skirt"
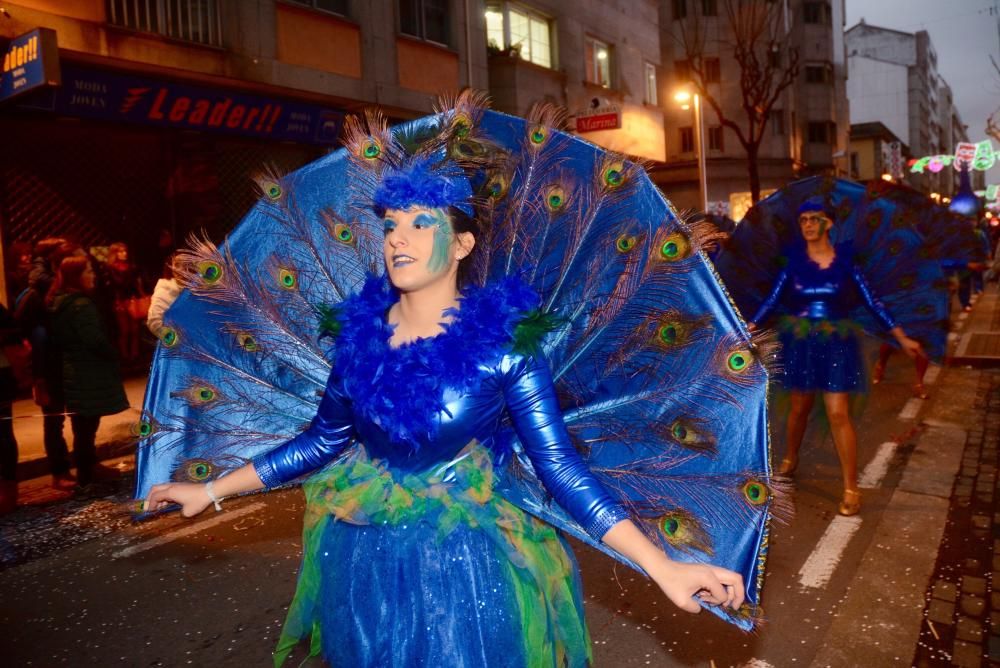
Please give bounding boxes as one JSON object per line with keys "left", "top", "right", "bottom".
{"left": 777, "top": 317, "right": 865, "bottom": 393}
{"left": 275, "top": 446, "right": 592, "bottom": 667}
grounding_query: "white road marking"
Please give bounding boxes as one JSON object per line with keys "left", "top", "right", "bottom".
{"left": 798, "top": 515, "right": 863, "bottom": 589}
{"left": 898, "top": 397, "right": 923, "bottom": 420}
{"left": 858, "top": 442, "right": 899, "bottom": 489}
{"left": 958, "top": 312, "right": 969, "bottom": 321}
{"left": 948, "top": 332, "right": 960, "bottom": 342}
{"left": 923, "top": 365, "right": 941, "bottom": 385}
{"left": 111, "top": 501, "right": 268, "bottom": 559}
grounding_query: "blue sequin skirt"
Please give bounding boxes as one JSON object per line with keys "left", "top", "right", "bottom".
{"left": 274, "top": 445, "right": 592, "bottom": 667}
{"left": 777, "top": 317, "right": 865, "bottom": 393}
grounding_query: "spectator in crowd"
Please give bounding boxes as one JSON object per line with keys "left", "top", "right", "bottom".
{"left": 0, "top": 302, "right": 22, "bottom": 514}
{"left": 106, "top": 242, "right": 145, "bottom": 366}
{"left": 13, "top": 238, "right": 76, "bottom": 490}
{"left": 146, "top": 253, "right": 181, "bottom": 338}
{"left": 47, "top": 255, "right": 129, "bottom": 487}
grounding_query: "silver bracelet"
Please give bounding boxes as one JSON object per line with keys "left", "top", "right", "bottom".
{"left": 205, "top": 480, "right": 223, "bottom": 512}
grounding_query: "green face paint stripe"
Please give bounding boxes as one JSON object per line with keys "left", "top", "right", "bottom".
{"left": 424, "top": 210, "right": 454, "bottom": 273}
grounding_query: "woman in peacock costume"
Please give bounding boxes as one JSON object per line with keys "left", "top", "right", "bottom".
{"left": 717, "top": 179, "right": 941, "bottom": 517}
{"left": 137, "top": 93, "right": 774, "bottom": 666}
{"left": 865, "top": 179, "right": 987, "bottom": 397}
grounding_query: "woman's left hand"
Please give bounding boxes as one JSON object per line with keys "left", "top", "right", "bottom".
{"left": 897, "top": 336, "right": 924, "bottom": 359}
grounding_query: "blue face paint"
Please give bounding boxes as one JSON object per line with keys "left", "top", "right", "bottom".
{"left": 415, "top": 210, "right": 454, "bottom": 273}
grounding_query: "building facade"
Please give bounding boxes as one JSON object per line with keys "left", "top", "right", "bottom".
{"left": 654, "top": 0, "right": 850, "bottom": 216}
{"left": 0, "top": 0, "right": 664, "bottom": 304}
{"left": 845, "top": 20, "right": 978, "bottom": 197}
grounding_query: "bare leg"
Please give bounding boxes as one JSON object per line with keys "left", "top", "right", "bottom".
{"left": 913, "top": 354, "right": 930, "bottom": 398}
{"left": 782, "top": 391, "right": 816, "bottom": 474}
{"left": 872, "top": 343, "right": 892, "bottom": 384}
{"left": 823, "top": 391, "right": 861, "bottom": 514}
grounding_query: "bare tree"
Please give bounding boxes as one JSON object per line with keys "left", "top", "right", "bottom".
{"left": 674, "top": 0, "right": 800, "bottom": 203}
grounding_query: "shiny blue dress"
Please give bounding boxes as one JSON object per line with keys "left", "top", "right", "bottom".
{"left": 751, "top": 243, "right": 897, "bottom": 392}
{"left": 251, "top": 277, "right": 627, "bottom": 667}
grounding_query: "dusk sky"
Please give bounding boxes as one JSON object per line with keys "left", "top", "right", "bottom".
{"left": 845, "top": 0, "right": 1000, "bottom": 185}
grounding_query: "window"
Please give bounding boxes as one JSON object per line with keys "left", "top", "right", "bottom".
{"left": 803, "top": 1, "right": 831, "bottom": 25}
{"left": 680, "top": 126, "right": 695, "bottom": 153}
{"left": 704, "top": 57, "right": 721, "bottom": 83}
{"left": 807, "top": 121, "right": 836, "bottom": 144}
{"left": 584, "top": 36, "right": 612, "bottom": 88}
{"left": 805, "top": 63, "right": 833, "bottom": 84}
{"left": 769, "top": 108, "right": 785, "bottom": 135}
{"left": 485, "top": 2, "right": 552, "bottom": 68}
{"left": 672, "top": 0, "right": 687, "bottom": 19}
{"left": 674, "top": 58, "right": 691, "bottom": 83}
{"left": 286, "top": 0, "right": 348, "bottom": 15}
{"left": 708, "top": 126, "right": 724, "bottom": 151}
{"left": 106, "top": 0, "right": 223, "bottom": 46}
{"left": 849, "top": 152, "right": 859, "bottom": 177}
{"left": 399, "top": 0, "right": 449, "bottom": 45}
{"left": 644, "top": 62, "right": 658, "bottom": 105}
{"left": 701, "top": 0, "right": 718, "bottom": 16}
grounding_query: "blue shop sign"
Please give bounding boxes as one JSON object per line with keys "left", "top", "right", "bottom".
{"left": 18, "top": 62, "right": 343, "bottom": 145}
{"left": 0, "top": 28, "right": 61, "bottom": 103}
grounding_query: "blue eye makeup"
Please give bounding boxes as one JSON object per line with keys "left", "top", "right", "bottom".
{"left": 383, "top": 218, "right": 397, "bottom": 233}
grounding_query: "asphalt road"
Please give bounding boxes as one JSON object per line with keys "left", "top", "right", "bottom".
{"left": 0, "top": 342, "right": 965, "bottom": 667}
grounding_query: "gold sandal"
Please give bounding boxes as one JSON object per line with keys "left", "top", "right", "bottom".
{"left": 838, "top": 489, "right": 862, "bottom": 516}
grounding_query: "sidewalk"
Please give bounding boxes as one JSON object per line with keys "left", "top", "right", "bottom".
{"left": 13, "top": 375, "right": 148, "bottom": 482}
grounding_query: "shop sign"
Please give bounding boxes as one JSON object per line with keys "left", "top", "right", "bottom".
{"left": 0, "top": 28, "right": 60, "bottom": 103}
{"left": 576, "top": 111, "right": 621, "bottom": 133}
{"left": 17, "top": 62, "right": 343, "bottom": 145}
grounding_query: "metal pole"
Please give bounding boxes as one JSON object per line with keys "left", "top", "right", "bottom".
{"left": 694, "top": 94, "right": 708, "bottom": 212}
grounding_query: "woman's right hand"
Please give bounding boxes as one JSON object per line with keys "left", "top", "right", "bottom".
{"left": 145, "top": 482, "right": 213, "bottom": 517}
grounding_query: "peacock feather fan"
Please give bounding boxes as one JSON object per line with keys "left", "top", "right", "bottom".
{"left": 135, "top": 94, "right": 774, "bottom": 631}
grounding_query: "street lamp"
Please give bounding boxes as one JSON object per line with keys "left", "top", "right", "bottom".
{"left": 674, "top": 89, "right": 708, "bottom": 212}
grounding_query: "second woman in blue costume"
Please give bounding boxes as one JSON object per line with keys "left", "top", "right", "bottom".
{"left": 748, "top": 199, "right": 922, "bottom": 516}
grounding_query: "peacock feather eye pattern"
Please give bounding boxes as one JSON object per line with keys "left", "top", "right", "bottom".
{"left": 660, "top": 417, "right": 717, "bottom": 455}
{"left": 236, "top": 332, "right": 259, "bottom": 352}
{"left": 197, "top": 260, "right": 224, "bottom": 285}
{"left": 544, "top": 185, "right": 567, "bottom": 212}
{"left": 486, "top": 174, "right": 509, "bottom": 200}
{"left": 742, "top": 479, "right": 769, "bottom": 506}
{"left": 602, "top": 160, "right": 625, "bottom": 189}
{"left": 616, "top": 234, "right": 638, "bottom": 254}
{"left": 451, "top": 111, "right": 472, "bottom": 138}
{"left": 131, "top": 414, "right": 159, "bottom": 438}
{"left": 726, "top": 349, "right": 752, "bottom": 374}
{"left": 160, "top": 327, "right": 179, "bottom": 348}
{"left": 333, "top": 222, "right": 356, "bottom": 247}
{"left": 656, "top": 232, "right": 692, "bottom": 262}
{"left": 183, "top": 458, "right": 214, "bottom": 482}
{"left": 528, "top": 125, "right": 548, "bottom": 146}
{"left": 278, "top": 268, "right": 298, "bottom": 290}
{"left": 361, "top": 137, "right": 381, "bottom": 160}
{"left": 656, "top": 509, "right": 714, "bottom": 556}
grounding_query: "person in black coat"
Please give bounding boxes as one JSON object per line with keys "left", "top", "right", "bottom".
{"left": 47, "top": 255, "right": 129, "bottom": 486}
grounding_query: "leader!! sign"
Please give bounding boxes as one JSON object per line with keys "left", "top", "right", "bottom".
{"left": 0, "top": 28, "right": 60, "bottom": 103}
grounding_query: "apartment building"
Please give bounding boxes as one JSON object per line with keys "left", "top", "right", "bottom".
{"left": 654, "top": 0, "right": 849, "bottom": 216}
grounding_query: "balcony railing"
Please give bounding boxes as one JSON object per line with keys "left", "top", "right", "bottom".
{"left": 107, "top": 0, "right": 223, "bottom": 47}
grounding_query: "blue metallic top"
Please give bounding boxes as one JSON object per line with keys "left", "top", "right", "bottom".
{"left": 751, "top": 245, "right": 897, "bottom": 330}
{"left": 252, "top": 338, "right": 629, "bottom": 542}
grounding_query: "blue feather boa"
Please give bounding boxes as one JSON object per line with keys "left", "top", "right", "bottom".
{"left": 329, "top": 274, "right": 540, "bottom": 449}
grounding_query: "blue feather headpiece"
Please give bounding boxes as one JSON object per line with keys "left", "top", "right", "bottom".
{"left": 373, "top": 154, "right": 474, "bottom": 216}
{"left": 797, "top": 196, "right": 834, "bottom": 220}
